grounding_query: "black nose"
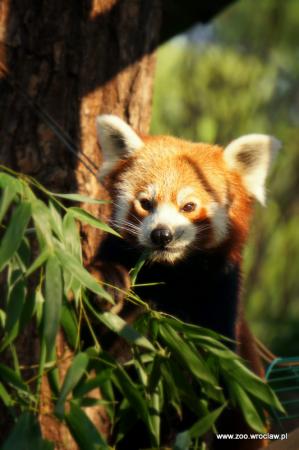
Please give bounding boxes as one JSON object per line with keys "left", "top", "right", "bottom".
{"left": 150, "top": 227, "right": 173, "bottom": 247}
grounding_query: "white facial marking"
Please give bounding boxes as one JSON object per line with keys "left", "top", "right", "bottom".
{"left": 207, "top": 202, "right": 229, "bottom": 245}
{"left": 177, "top": 187, "right": 195, "bottom": 206}
{"left": 138, "top": 204, "right": 197, "bottom": 262}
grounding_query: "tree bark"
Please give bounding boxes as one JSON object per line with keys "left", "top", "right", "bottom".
{"left": 0, "top": 0, "right": 161, "bottom": 447}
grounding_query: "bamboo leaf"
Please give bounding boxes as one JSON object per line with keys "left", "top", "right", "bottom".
{"left": 0, "top": 185, "right": 18, "bottom": 223}
{"left": 48, "top": 201, "right": 64, "bottom": 240}
{"left": 0, "top": 278, "right": 26, "bottom": 351}
{"left": 52, "top": 192, "right": 109, "bottom": 204}
{"left": 26, "top": 248, "right": 50, "bottom": 277}
{"left": 62, "top": 212, "right": 81, "bottom": 259}
{"left": 222, "top": 359, "right": 284, "bottom": 413}
{"left": 84, "top": 298, "right": 155, "bottom": 351}
{"left": 60, "top": 302, "right": 78, "bottom": 349}
{"left": 159, "top": 323, "right": 219, "bottom": 388}
{"left": 55, "top": 247, "right": 113, "bottom": 303}
{"left": 0, "top": 381, "right": 13, "bottom": 407}
{"left": 0, "top": 363, "right": 27, "bottom": 391}
{"left": 68, "top": 206, "right": 120, "bottom": 237}
{"left": 74, "top": 369, "right": 114, "bottom": 398}
{"left": 0, "top": 172, "right": 23, "bottom": 193}
{"left": 163, "top": 316, "right": 232, "bottom": 342}
{"left": 148, "top": 355, "right": 164, "bottom": 393}
{"left": 130, "top": 250, "right": 150, "bottom": 285}
{"left": 19, "top": 292, "right": 36, "bottom": 331}
{"left": 226, "top": 379, "right": 266, "bottom": 433}
{"left": 65, "top": 402, "right": 109, "bottom": 450}
{"left": 174, "top": 404, "right": 226, "bottom": 450}
{"left": 43, "top": 255, "right": 63, "bottom": 358}
{"left": 32, "top": 199, "right": 53, "bottom": 248}
{"left": 112, "top": 366, "right": 156, "bottom": 444}
{"left": 1, "top": 412, "right": 54, "bottom": 450}
{"left": 0, "top": 202, "right": 32, "bottom": 272}
{"left": 55, "top": 352, "right": 89, "bottom": 418}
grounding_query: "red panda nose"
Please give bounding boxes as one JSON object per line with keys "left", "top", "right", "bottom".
{"left": 150, "top": 227, "right": 173, "bottom": 247}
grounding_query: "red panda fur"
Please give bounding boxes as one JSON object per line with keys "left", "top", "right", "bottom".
{"left": 91, "top": 116, "right": 281, "bottom": 449}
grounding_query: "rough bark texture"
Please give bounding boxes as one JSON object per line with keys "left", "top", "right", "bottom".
{"left": 0, "top": 0, "right": 161, "bottom": 447}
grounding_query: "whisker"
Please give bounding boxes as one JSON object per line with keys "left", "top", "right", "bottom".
{"left": 110, "top": 221, "right": 141, "bottom": 233}
{"left": 127, "top": 211, "right": 143, "bottom": 225}
{"left": 112, "top": 226, "right": 139, "bottom": 236}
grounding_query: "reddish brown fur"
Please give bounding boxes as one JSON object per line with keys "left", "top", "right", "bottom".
{"left": 106, "top": 134, "right": 254, "bottom": 264}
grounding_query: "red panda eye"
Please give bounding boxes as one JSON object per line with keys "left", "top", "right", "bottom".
{"left": 182, "top": 202, "right": 196, "bottom": 213}
{"left": 140, "top": 198, "right": 153, "bottom": 211}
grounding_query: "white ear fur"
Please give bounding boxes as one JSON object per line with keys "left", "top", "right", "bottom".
{"left": 224, "top": 134, "right": 281, "bottom": 205}
{"left": 96, "top": 115, "right": 144, "bottom": 180}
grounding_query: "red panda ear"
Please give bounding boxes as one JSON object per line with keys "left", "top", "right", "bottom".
{"left": 96, "top": 115, "right": 144, "bottom": 180}
{"left": 223, "top": 134, "right": 281, "bottom": 205}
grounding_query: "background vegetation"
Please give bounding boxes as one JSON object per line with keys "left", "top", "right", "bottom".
{"left": 151, "top": 0, "right": 299, "bottom": 358}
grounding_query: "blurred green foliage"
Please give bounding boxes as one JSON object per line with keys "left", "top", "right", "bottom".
{"left": 151, "top": 0, "right": 299, "bottom": 357}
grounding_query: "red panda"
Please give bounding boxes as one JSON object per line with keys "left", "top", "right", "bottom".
{"left": 93, "top": 114, "right": 281, "bottom": 449}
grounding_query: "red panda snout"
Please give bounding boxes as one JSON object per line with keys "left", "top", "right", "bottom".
{"left": 136, "top": 203, "right": 197, "bottom": 263}
{"left": 150, "top": 227, "right": 173, "bottom": 247}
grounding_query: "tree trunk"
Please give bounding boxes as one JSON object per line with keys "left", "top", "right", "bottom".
{"left": 0, "top": 0, "right": 161, "bottom": 447}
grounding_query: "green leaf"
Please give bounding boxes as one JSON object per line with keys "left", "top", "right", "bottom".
{"left": 163, "top": 316, "right": 232, "bottom": 342}
{"left": 60, "top": 302, "right": 78, "bottom": 349}
{"left": 0, "top": 278, "right": 26, "bottom": 351}
{"left": 68, "top": 206, "right": 120, "bottom": 237}
{"left": 16, "top": 237, "right": 31, "bottom": 271}
{"left": 47, "top": 348, "right": 60, "bottom": 396}
{"left": 43, "top": 255, "right": 63, "bottom": 358}
{"left": 130, "top": 250, "right": 150, "bottom": 285}
{"left": 55, "top": 352, "right": 89, "bottom": 418}
{"left": 62, "top": 213, "right": 82, "bottom": 301}
{"left": 55, "top": 247, "right": 113, "bottom": 303}
{"left": 65, "top": 402, "right": 109, "bottom": 450}
{"left": 19, "top": 292, "right": 36, "bottom": 331}
{"left": 26, "top": 248, "right": 50, "bottom": 277}
{"left": 0, "top": 363, "right": 27, "bottom": 391}
{"left": 149, "top": 381, "right": 163, "bottom": 446}
{"left": 48, "top": 201, "right": 64, "bottom": 240}
{"left": 190, "top": 403, "right": 226, "bottom": 438}
{"left": 160, "top": 362, "right": 182, "bottom": 417}
{"left": 226, "top": 379, "right": 266, "bottom": 433}
{"left": 32, "top": 199, "right": 53, "bottom": 248}
{"left": 159, "top": 323, "right": 219, "bottom": 388}
{"left": 148, "top": 355, "right": 164, "bottom": 393}
{"left": 84, "top": 298, "right": 155, "bottom": 351}
{"left": 0, "top": 202, "right": 32, "bottom": 272}
{"left": 173, "top": 430, "right": 191, "bottom": 450}
{"left": 74, "top": 368, "right": 114, "bottom": 398}
{"left": 112, "top": 366, "right": 156, "bottom": 444}
{"left": 1, "top": 412, "right": 54, "bottom": 450}
{"left": 0, "top": 172, "right": 23, "bottom": 193}
{"left": 52, "top": 192, "right": 109, "bottom": 204}
{"left": 222, "top": 359, "right": 284, "bottom": 413}
{"left": 174, "top": 404, "right": 226, "bottom": 450}
{"left": 0, "top": 185, "right": 18, "bottom": 223}
{"left": 62, "top": 212, "right": 82, "bottom": 259}
{"left": 0, "top": 381, "right": 13, "bottom": 406}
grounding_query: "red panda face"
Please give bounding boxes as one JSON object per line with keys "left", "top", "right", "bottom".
{"left": 96, "top": 115, "right": 281, "bottom": 264}
{"left": 110, "top": 143, "right": 231, "bottom": 263}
